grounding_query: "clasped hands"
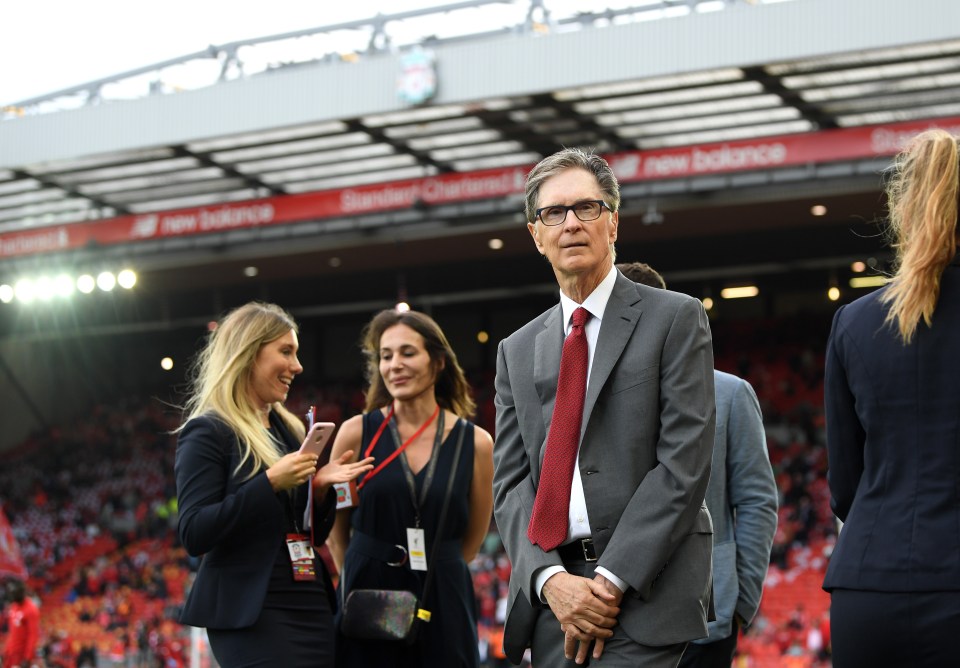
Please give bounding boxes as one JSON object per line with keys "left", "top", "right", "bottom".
{"left": 542, "top": 571, "right": 623, "bottom": 664}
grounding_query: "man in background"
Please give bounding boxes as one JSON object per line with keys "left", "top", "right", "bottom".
{"left": 2, "top": 578, "right": 40, "bottom": 668}
{"left": 617, "top": 261, "right": 778, "bottom": 668}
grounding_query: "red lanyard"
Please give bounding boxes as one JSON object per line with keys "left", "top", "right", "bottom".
{"left": 357, "top": 403, "right": 440, "bottom": 490}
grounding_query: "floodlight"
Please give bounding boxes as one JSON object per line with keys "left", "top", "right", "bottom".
{"left": 14, "top": 278, "right": 35, "bottom": 303}
{"left": 97, "top": 271, "right": 117, "bottom": 292}
{"left": 117, "top": 269, "right": 137, "bottom": 289}
{"left": 77, "top": 275, "right": 96, "bottom": 294}
{"left": 54, "top": 274, "right": 74, "bottom": 297}
{"left": 34, "top": 276, "right": 55, "bottom": 301}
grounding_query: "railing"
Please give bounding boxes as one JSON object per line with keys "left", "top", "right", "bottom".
{"left": 1, "top": 0, "right": 791, "bottom": 117}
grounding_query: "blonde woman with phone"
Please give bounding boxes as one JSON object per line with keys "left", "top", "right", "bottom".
{"left": 174, "top": 301, "right": 372, "bottom": 667}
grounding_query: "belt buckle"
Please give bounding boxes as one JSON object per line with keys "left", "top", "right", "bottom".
{"left": 581, "top": 538, "right": 597, "bottom": 562}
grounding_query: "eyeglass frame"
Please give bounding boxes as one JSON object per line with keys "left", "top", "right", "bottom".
{"left": 534, "top": 199, "right": 612, "bottom": 226}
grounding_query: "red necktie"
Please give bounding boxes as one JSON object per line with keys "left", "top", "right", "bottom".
{"left": 528, "top": 306, "right": 591, "bottom": 551}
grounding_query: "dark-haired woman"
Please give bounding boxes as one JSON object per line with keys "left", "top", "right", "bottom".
{"left": 329, "top": 309, "right": 494, "bottom": 668}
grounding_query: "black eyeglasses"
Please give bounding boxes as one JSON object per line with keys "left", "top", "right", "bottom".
{"left": 535, "top": 200, "right": 611, "bottom": 226}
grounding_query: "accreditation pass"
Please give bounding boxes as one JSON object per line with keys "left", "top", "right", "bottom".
{"left": 406, "top": 527, "right": 428, "bottom": 571}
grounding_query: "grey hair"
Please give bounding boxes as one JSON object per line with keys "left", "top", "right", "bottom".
{"left": 524, "top": 148, "right": 621, "bottom": 223}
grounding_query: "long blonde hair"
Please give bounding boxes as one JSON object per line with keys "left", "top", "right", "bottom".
{"left": 179, "top": 301, "right": 306, "bottom": 477}
{"left": 881, "top": 129, "right": 960, "bottom": 343}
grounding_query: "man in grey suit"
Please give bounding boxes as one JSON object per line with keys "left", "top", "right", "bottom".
{"left": 618, "top": 262, "right": 778, "bottom": 668}
{"left": 493, "top": 149, "right": 716, "bottom": 667}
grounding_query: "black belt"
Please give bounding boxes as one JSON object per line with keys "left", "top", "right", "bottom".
{"left": 349, "top": 530, "right": 462, "bottom": 567}
{"left": 557, "top": 538, "right": 597, "bottom": 563}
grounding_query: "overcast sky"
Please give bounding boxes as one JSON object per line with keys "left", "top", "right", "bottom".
{"left": 2, "top": 0, "right": 636, "bottom": 105}
{"left": 0, "top": 1, "right": 438, "bottom": 103}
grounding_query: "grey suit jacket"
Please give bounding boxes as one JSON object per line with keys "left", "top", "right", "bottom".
{"left": 493, "top": 272, "right": 716, "bottom": 663}
{"left": 695, "top": 370, "right": 777, "bottom": 644}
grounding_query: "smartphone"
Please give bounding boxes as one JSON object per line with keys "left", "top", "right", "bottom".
{"left": 299, "top": 421, "right": 336, "bottom": 464}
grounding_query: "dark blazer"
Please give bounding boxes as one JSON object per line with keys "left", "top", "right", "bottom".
{"left": 823, "top": 254, "right": 960, "bottom": 593}
{"left": 494, "top": 272, "right": 716, "bottom": 663}
{"left": 175, "top": 412, "right": 336, "bottom": 629}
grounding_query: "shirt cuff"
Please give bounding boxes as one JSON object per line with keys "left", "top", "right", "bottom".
{"left": 595, "top": 567, "right": 627, "bottom": 593}
{"left": 534, "top": 566, "right": 568, "bottom": 603}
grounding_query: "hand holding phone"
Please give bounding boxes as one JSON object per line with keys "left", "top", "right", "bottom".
{"left": 299, "top": 422, "right": 336, "bottom": 464}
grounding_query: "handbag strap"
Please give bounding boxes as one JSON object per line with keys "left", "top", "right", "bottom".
{"left": 340, "top": 418, "right": 468, "bottom": 615}
{"left": 418, "top": 417, "right": 467, "bottom": 616}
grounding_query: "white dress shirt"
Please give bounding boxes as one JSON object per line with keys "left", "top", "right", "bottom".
{"left": 535, "top": 266, "right": 629, "bottom": 598}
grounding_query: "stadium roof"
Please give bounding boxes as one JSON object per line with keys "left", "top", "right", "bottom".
{"left": 1, "top": 0, "right": 959, "bottom": 336}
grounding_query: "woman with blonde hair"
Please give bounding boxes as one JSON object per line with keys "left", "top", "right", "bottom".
{"left": 823, "top": 129, "right": 960, "bottom": 667}
{"left": 175, "top": 301, "right": 372, "bottom": 667}
{"left": 328, "top": 308, "right": 494, "bottom": 668}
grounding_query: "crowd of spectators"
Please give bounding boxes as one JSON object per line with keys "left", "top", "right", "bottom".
{"left": 0, "top": 399, "right": 188, "bottom": 666}
{"left": 715, "top": 316, "right": 836, "bottom": 667}
{"left": 1, "top": 313, "right": 838, "bottom": 667}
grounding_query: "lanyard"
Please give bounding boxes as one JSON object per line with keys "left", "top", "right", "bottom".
{"left": 391, "top": 410, "right": 445, "bottom": 528}
{"left": 267, "top": 424, "right": 302, "bottom": 534}
{"left": 357, "top": 403, "right": 440, "bottom": 491}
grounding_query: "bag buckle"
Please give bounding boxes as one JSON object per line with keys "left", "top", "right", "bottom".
{"left": 387, "top": 544, "right": 408, "bottom": 567}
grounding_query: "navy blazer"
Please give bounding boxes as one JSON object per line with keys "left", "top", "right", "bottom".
{"left": 175, "top": 412, "right": 336, "bottom": 629}
{"left": 823, "top": 253, "right": 960, "bottom": 592}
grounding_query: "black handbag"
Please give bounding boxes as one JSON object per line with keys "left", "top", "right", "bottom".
{"left": 340, "top": 589, "right": 420, "bottom": 642}
{"left": 339, "top": 418, "right": 466, "bottom": 643}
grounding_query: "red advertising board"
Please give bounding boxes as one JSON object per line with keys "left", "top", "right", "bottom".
{"left": 2, "top": 117, "right": 960, "bottom": 260}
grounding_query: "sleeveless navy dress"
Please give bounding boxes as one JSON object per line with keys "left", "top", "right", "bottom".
{"left": 335, "top": 410, "right": 480, "bottom": 668}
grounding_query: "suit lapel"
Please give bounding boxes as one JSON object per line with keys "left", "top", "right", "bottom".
{"left": 534, "top": 305, "right": 563, "bottom": 462}
{"left": 582, "top": 275, "right": 644, "bottom": 432}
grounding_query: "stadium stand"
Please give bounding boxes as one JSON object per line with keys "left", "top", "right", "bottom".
{"left": 1, "top": 312, "right": 836, "bottom": 667}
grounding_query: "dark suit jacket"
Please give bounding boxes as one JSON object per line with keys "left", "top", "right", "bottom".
{"left": 494, "top": 272, "right": 716, "bottom": 662}
{"left": 175, "top": 412, "right": 336, "bottom": 629}
{"left": 823, "top": 253, "right": 960, "bottom": 592}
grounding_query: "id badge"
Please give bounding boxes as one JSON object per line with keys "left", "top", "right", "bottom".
{"left": 286, "top": 533, "right": 317, "bottom": 581}
{"left": 334, "top": 481, "right": 359, "bottom": 509}
{"left": 406, "top": 527, "right": 428, "bottom": 571}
